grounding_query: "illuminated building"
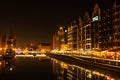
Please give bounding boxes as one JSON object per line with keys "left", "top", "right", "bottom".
{"left": 53, "top": 27, "right": 67, "bottom": 51}
{"left": 52, "top": 32, "right": 58, "bottom": 50}
{"left": 78, "top": 17, "right": 83, "bottom": 50}
{"left": 101, "top": 3, "right": 113, "bottom": 50}
{"left": 68, "top": 18, "right": 80, "bottom": 50}
{"left": 113, "top": 0, "right": 120, "bottom": 48}
{"left": 52, "top": 33, "right": 56, "bottom": 50}
{"left": 39, "top": 43, "right": 51, "bottom": 53}
{"left": 67, "top": 24, "right": 73, "bottom": 50}
{"left": 91, "top": 4, "right": 101, "bottom": 50}
{"left": 82, "top": 11, "right": 92, "bottom": 50}
{"left": 57, "top": 27, "right": 63, "bottom": 50}
{"left": 7, "top": 34, "right": 16, "bottom": 49}
{"left": 53, "top": 1, "right": 119, "bottom": 51}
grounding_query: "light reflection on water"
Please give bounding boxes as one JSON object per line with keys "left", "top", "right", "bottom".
{"left": 51, "top": 58, "right": 120, "bottom": 80}
{"left": 0, "top": 56, "right": 120, "bottom": 80}
{"left": 0, "top": 57, "right": 56, "bottom": 80}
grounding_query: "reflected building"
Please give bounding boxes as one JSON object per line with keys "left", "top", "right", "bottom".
{"left": 52, "top": 58, "right": 120, "bottom": 80}
{"left": 52, "top": 59, "right": 68, "bottom": 80}
{"left": 0, "top": 58, "right": 16, "bottom": 79}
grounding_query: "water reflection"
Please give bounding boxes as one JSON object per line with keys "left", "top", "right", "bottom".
{"left": 5, "top": 58, "right": 16, "bottom": 71}
{"left": 0, "top": 56, "right": 56, "bottom": 80}
{"left": 0, "top": 56, "right": 120, "bottom": 80}
{"left": 0, "top": 58, "right": 16, "bottom": 79}
{"left": 51, "top": 58, "right": 120, "bottom": 80}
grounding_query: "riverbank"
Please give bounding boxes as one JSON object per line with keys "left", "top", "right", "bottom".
{"left": 47, "top": 53, "right": 120, "bottom": 73}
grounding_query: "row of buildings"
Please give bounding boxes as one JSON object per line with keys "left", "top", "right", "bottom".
{"left": 0, "top": 33, "right": 16, "bottom": 53}
{"left": 52, "top": 0, "right": 120, "bottom": 51}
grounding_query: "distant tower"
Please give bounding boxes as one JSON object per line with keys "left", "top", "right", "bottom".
{"left": 6, "top": 25, "right": 17, "bottom": 49}
{"left": 7, "top": 32, "right": 16, "bottom": 49}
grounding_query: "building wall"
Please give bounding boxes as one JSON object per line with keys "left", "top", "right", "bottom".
{"left": 82, "top": 11, "right": 92, "bottom": 50}
{"left": 0, "top": 33, "right": 15, "bottom": 54}
{"left": 72, "top": 21, "right": 78, "bottom": 50}
{"left": 7, "top": 34, "right": 16, "bottom": 49}
{"left": 68, "top": 25, "right": 73, "bottom": 50}
{"left": 53, "top": 1, "right": 119, "bottom": 51}
{"left": 91, "top": 4, "right": 101, "bottom": 50}
{"left": 39, "top": 43, "right": 51, "bottom": 53}
{"left": 67, "top": 19, "right": 80, "bottom": 51}
{"left": 113, "top": 0, "right": 120, "bottom": 48}
{"left": 101, "top": 8, "right": 113, "bottom": 50}
{"left": 53, "top": 27, "right": 67, "bottom": 51}
{"left": 78, "top": 17, "right": 83, "bottom": 50}
{"left": 52, "top": 32, "right": 58, "bottom": 50}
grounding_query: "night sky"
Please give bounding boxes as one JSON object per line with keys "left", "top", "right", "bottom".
{"left": 0, "top": 0, "right": 114, "bottom": 47}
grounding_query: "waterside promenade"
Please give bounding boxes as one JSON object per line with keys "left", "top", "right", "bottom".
{"left": 47, "top": 53, "right": 120, "bottom": 73}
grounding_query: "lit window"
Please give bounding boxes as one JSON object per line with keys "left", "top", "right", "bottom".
{"left": 60, "top": 27, "right": 63, "bottom": 30}
{"left": 65, "top": 30, "right": 67, "bottom": 32}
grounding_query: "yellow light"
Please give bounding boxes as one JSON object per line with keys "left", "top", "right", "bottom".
{"left": 13, "top": 48, "right": 17, "bottom": 51}
{"left": 10, "top": 67, "right": 13, "bottom": 71}
{"left": 60, "top": 62, "right": 68, "bottom": 69}
{"left": 0, "top": 48, "right": 2, "bottom": 50}
{"left": 60, "top": 27, "right": 63, "bottom": 30}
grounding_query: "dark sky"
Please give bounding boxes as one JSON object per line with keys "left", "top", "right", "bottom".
{"left": 0, "top": 0, "right": 114, "bottom": 47}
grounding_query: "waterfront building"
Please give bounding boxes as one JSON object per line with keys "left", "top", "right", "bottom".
{"left": 53, "top": 27, "right": 67, "bottom": 51}
{"left": 82, "top": 11, "right": 92, "bottom": 50}
{"left": 91, "top": 4, "right": 101, "bottom": 50}
{"left": 113, "top": 0, "right": 120, "bottom": 48}
{"left": 39, "top": 43, "right": 51, "bottom": 53}
{"left": 67, "top": 18, "right": 80, "bottom": 50}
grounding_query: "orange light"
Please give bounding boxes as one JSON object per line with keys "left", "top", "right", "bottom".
{"left": 106, "top": 76, "right": 110, "bottom": 80}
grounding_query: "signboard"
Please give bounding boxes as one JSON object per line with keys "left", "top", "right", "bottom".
{"left": 92, "top": 16, "right": 98, "bottom": 21}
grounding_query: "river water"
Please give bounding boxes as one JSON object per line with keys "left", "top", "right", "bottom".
{"left": 0, "top": 55, "right": 119, "bottom": 80}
